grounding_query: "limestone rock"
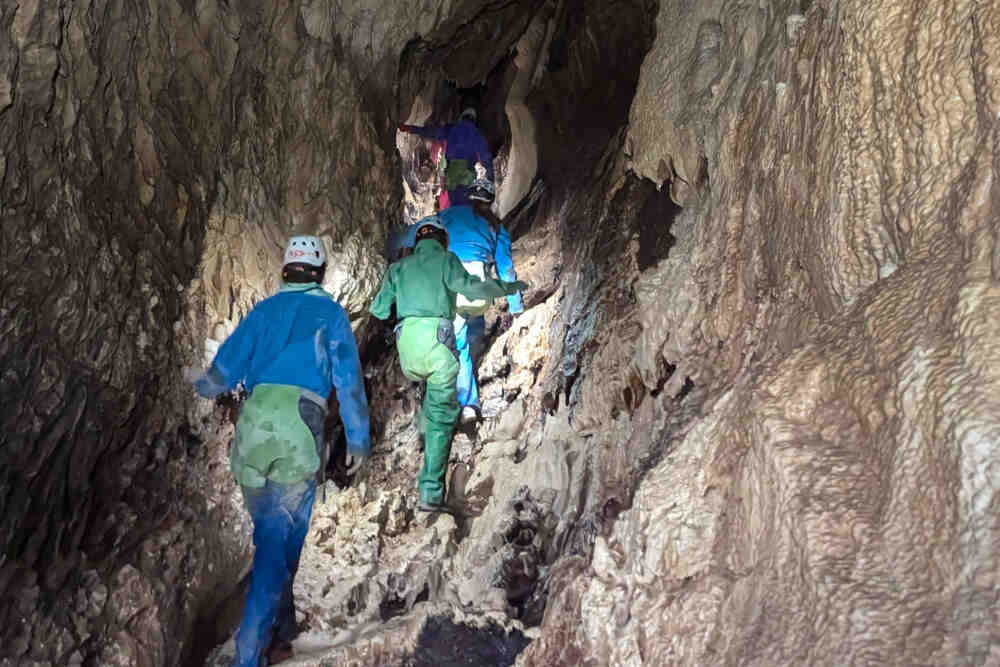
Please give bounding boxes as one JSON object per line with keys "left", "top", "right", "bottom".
{"left": 521, "top": 0, "right": 1000, "bottom": 665}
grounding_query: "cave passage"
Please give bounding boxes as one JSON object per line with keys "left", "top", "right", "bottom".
{"left": 201, "top": 1, "right": 664, "bottom": 663}
{"left": 4, "top": 0, "right": 996, "bottom": 665}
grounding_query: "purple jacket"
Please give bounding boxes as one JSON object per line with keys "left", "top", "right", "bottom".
{"left": 403, "top": 119, "right": 494, "bottom": 180}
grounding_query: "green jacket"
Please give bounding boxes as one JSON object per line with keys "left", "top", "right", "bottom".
{"left": 370, "top": 239, "right": 514, "bottom": 320}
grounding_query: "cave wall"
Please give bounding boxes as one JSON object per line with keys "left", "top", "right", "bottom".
{"left": 0, "top": 0, "right": 399, "bottom": 663}
{"left": 522, "top": 0, "right": 1000, "bottom": 664}
{"left": 1, "top": 1, "right": 241, "bottom": 663}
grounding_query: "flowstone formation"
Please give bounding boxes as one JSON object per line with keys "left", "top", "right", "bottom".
{"left": 521, "top": 0, "right": 1000, "bottom": 664}
{"left": 3, "top": 0, "right": 999, "bottom": 665}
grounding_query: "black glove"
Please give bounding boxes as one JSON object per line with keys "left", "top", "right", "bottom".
{"left": 503, "top": 280, "right": 529, "bottom": 295}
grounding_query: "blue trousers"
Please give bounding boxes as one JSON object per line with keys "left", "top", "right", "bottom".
{"left": 234, "top": 479, "right": 316, "bottom": 667}
{"left": 454, "top": 314, "right": 486, "bottom": 409}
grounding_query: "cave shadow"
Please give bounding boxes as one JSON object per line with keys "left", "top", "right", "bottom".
{"left": 184, "top": 571, "right": 249, "bottom": 667}
{"left": 402, "top": 615, "right": 531, "bottom": 667}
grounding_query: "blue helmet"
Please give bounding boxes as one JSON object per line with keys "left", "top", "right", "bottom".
{"left": 415, "top": 215, "right": 448, "bottom": 244}
{"left": 468, "top": 178, "right": 495, "bottom": 203}
{"left": 415, "top": 215, "right": 446, "bottom": 234}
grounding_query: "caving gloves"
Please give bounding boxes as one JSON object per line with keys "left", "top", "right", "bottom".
{"left": 186, "top": 365, "right": 228, "bottom": 398}
{"left": 503, "top": 280, "right": 529, "bottom": 294}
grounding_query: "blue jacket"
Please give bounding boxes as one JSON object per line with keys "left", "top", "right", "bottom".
{"left": 388, "top": 207, "right": 524, "bottom": 312}
{"left": 195, "top": 283, "right": 371, "bottom": 455}
{"left": 407, "top": 120, "right": 494, "bottom": 180}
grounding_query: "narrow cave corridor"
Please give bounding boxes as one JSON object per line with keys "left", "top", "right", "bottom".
{"left": 2, "top": 1, "right": 999, "bottom": 666}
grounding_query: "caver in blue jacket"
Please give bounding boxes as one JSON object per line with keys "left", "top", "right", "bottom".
{"left": 439, "top": 205, "right": 522, "bottom": 313}
{"left": 196, "top": 282, "right": 371, "bottom": 458}
{"left": 191, "top": 240, "right": 371, "bottom": 667}
{"left": 441, "top": 204, "right": 522, "bottom": 412}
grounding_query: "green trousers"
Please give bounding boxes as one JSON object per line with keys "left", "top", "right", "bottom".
{"left": 444, "top": 158, "right": 475, "bottom": 190}
{"left": 232, "top": 384, "right": 325, "bottom": 488}
{"left": 396, "top": 317, "right": 460, "bottom": 504}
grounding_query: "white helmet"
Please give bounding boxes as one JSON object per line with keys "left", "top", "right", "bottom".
{"left": 283, "top": 235, "right": 327, "bottom": 267}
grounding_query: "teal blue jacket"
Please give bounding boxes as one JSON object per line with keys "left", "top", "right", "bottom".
{"left": 195, "top": 283, "right": 371, "bottom": 456}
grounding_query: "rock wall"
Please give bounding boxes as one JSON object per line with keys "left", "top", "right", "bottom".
{"left": 522, "top": 0, "right": 1000, "bottom": 664}
{"left": 1, "top": 1, "right": 240, "bottom": 663}
{"left": 0, "top": 0, "right": 397, "bottom": 662}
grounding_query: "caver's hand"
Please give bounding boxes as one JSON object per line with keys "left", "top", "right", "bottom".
{"left": 345, "top": 453, "right": 367, "bottom": 476}
{"left": 503, "top": 280, "right": 529, "bottom": 295}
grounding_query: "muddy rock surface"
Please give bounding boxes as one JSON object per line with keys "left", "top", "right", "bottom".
{"left": 3, "top": 0, "right": 999, "bottom": 665}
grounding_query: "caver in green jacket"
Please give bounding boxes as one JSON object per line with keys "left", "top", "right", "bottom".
{"left": 369, "top": 238, "right": 524, "bottom": 504}
{"left": 369, "top": 238, "right": 520, "bottom": 320}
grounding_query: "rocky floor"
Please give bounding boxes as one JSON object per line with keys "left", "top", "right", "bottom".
{"left": 206, "top": 286, "right": 561, "bottom": 665}
{"left": 207, "top": 414, "right": 547, "bottom": 666}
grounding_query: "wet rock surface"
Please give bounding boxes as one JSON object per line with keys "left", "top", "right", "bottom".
{"left": 521, "top": 0, "right": 1000, "bottom": 665}
{"left": 3, "top": 0, "right": 999, "bottom": 666}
